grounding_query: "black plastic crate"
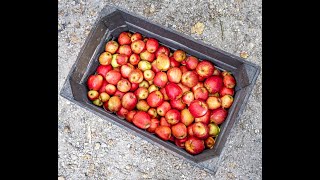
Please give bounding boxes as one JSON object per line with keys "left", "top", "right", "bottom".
{"left": 60, "top": 5, "right": 260, "bottom": 163}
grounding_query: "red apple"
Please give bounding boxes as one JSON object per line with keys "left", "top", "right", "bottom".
{"left": 187, "top": 124, "right": 195, "bottom": 136}
{"left": 180, "top": 65, "right": 188, "bottom": 74}
{"left": 146, "top": 38, "right": 159, "bottom": 53}
{"left": 175, "top": 137, "right": 188, "bottom": 148}
{"left": 185, "top": 56, "right": 199, "bottom": 70}
{"left": 130, "top": 40, "right": 145, "bottom": 54}
{"left": 107, "top": 96, "right": 121, "bottom": 112}
{"left": 181, "top": 71, "right": 199, "bottom": 88}
{"left": 194, "top": 110, "right": 210, "bottom": 125}
{"left": 96, "top": 64, "right": 112, "bottom": 78}
{"left": 194, "top": 87, "right": 209, "bottom": 101}
{"left": 208, "top": 123, "right": 220, "bottom": 137}
{"left": 105, "top": 40, "right": 119, "bottom": 54}
{"left": 160, "top": 88, "right": 169, "bottom": 101}
{"left": 222, "top": 72, "right": 236, "bottom": 88}
{"left": 196, "top": 60, "right": 215, "bottom": 78}
{"left": 170, "top": 98, "right": 186, "bottom": 110}
{"left": 153, "top": 72, "right": 168, "bottom": 88}
{"left": 114, "top": 90, "right": 125, "bottom": 99}
{"left": 134, "top": 87, "right": 149, "bottom": 100}
{"left": 192, "top": 122, "right": 209, "bottom": 140}
{"left": 128, "top": 69, "right": 144, "bottom": 84}
{"left": 185, "top": 136, "right": 205, "bottom": 155}
{"left": 165, "top": 82, "right": 183, "bottom": 100}
{"left": 205, "top": 137, "right": 215, "bottom": 149}
{"left": 143, "top": 37, "right": 149, "bottom": 43}
{"left": 118, "top": 31, "right": 132, "bottom": 45}
{"left": 118, "top": 44, "right": 132, "bottom": 57}
{"left": 156, "top": 101, "right": 171, "bottom": 116}
{"left": 116, "top": 107, "right": 129, "bottom": 119}
{"left": 188, "top": 100, "right": 209, "bottom": 118}
{"left": 155, "top": 46, "right": 170, "bottom": 58}
{"left": 219, "top": 86, "right": 235, "bottom": 96}
{"left": 220, "top": 94, "right": 234, "bottom": 109}
{"left": 155, "top": 126, "right": 171, "bottom": 141}
{"left": 131, "top": 32, "right": 143, "bottom": 42}
{"left": 147, "top": 108, "right": 158, "bottom": 119}
{"left": 138, "top": 60, "right": 152, "bottom": 71}
{"left": 177, "top": 83, "right": 190, "bottom": 94}
{"left": 98, "top": 80, "right": 108, "bottom": 93}
{"left": 171, "top": 122, "right": 187, "bottom": 139}
{"left": 180, "top": 60, "right": 186, "bottom": 66}
{"left": 181, "top": 91, "right": 194, "bottom": 106}
{"left": 116, "top": 54, "right": 128, "bottom": 65}
{"left": 213, "top": 69, "right": 221, "bottom": 76}
{"left": 105, "top": 84, "right": 116, "bottom": 95}
{"left": 120, "top": 64, "right": 134, "bottom": 78}
{"left": 180, "top": 108, "right": 194, "bottom": 126}
{"left": 98, "top": 52, "right": 112, "bottom": 65}
{"left": 148, "top": 84, "right": 159, "bottom": 93}
{"left": 136, "top": 99, "right": 150, "bottom": 112}
{"left": 151, "top": 60, "right": 161, "bottom": 73}
{"left": 210, "top": 108, "right": 228, "bottom": 125}
{"left": 105, "top": 70, "right": 121, "bottom": 85}
{"left": 129, "top": 53, "right": 140, "bottom": 65}
{"left": 130, "top": 83, "right": 139, "bottom": 92}
{"left": 170, "top": 57, "right": 181, "bottom": 68}
{"left": 204, "top": 75, "right": 223, "bottom": 94}
{"left": 155, "top": 53, "right": 170, "bottom": 71}
{"left": 87, "top": 74, "right": 104, "bottom": 91}
{"left": 99, "top": 92, "right": 110, "bottom": 102}
{"left": 165, "top": 109, "right": 181, "bottom": 125}
{"left": 191, "top": 82, "right": 203, "bottom": 93}
{"left": 160, "top": 117, "right": 171, "bottom": 127}
{"left": 143, "top": 69, "right": 155, "bottom": 81}
{"left": 140, "top": 50, "right": 155, "bottom": 62}
{"left": 206, "top": 96, "right": 221, "bottom": 110}
{"left": 167, "top": 67, "right": 182, "bottom": 83}
{"left": 125, "top": 110, "right": 136, "bottom": 123}
{"left": 121, "top": 92, "right": 138, "bottom": 110}
{"left": 147, "top": 90, "right": 164, "bottom": 107}
{"left": 132, "top": 111, "right": 151, "bottom": 129}
{"left": 147, "top": 118, "right": 160, "bottom": 133}
{"left": 87, "top": 90, "right": 99, "bottom": 100}
{"left": 173, "top": 49, "right": 186, "bottom": 62}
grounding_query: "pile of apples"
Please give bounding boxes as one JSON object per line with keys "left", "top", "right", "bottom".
{"left": 86, "top": 31, "right": 236, "bottom": 155}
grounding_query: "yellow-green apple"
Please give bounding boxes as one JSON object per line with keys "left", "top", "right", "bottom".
{"left": 134, "top": 87, "right": 149, "bottom": 100}
{"left": 140, "top": 50, "right": 155, "bottom": 62}
{"left": 220, "top": 94, "right": 234, "bottom": 108}
{"left": 143, "top": 69, "right": 155, "bottom": 81}
{"left": 155, "top": 53, "right": 170, "bottom": 71}
{"left": 138, "top": 60, "right": 151, "bottom": 71}
{"left": 99, "top": 92, "right": 110, "bottom": 102}
{"left": 180, "top": 108, "right": 194, "bottom": 126}
{"left": 136, "top": 99, "right": 150, "bottom": 112}
{"left": 147, "top": 108, "right": 158, "bottom": 119}
{"left": 206, "top": 96, "right": 221, "bottom": 110}
{"left": 92, "top": 98, "right": 103, "bottom": 106}
{"left": 148, "top": 84, "right": 159, "bottom": 93}
{"left": 208, "top": 123, "right": 220, "bottom": 137}
{"left": 128, "top": 69, "right": 144, "bottom": 84}
{"left": 98, "top": 52, "right": 112, "bottom": 65}
{"left": 117, "top": 79, "right": 131, "bottom": 93}
{"left": 107, "top": 96, "right": 121, "bottom": 112}
{"left": 87, "top": 90, "right": 99, "bottom": 100}
{"left": 173, "top": 49, "right": 186, "bottom": 62}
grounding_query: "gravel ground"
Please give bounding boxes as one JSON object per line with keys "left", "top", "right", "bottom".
{"left": 58, "top": 0, "right": 262, "bottom": 179}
